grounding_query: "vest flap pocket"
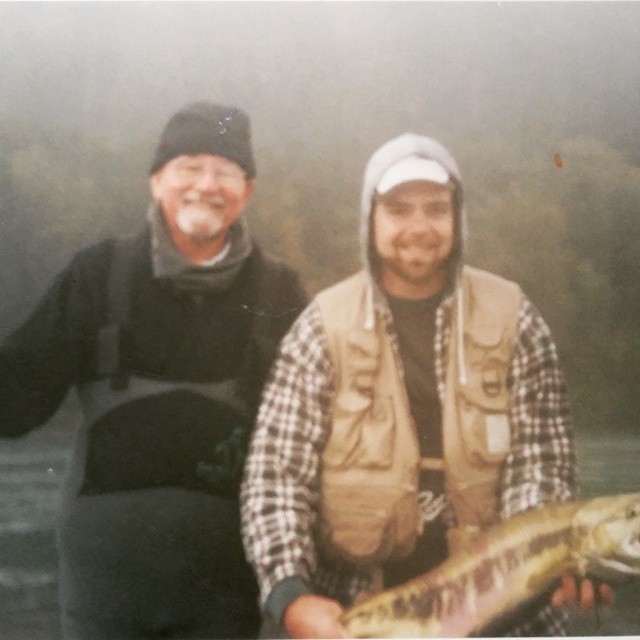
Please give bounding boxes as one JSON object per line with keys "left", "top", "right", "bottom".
{"left": 319, "top": 484, "right": 417, "bottom": 565}
{"left": 346, "top": 330, "right": 380, "bottom": 361}
{"left": 345, "top": 330, "right": 380, "bottom": 393}
{"left": 464, "top": 321, "right": 505, "bottom": 348}
{"left": 457, "top": 401, "right": 511, "bottom": 465}
{"left": 346, "top": 330, "right": 380, "bottom": 374}
{"left": 328, "top": 508, "right": 390, "bottom": 561}
{"left": 337, "top": 388, "right": 372, "bottom": 415}
{"left": 462, "top": 318, "right": 513, "bottom": 411}
{"left": 325, "top": 394, "right": 394, "bottom": 469}
{"left": 459, "top": 363, "right": 510, "bottom": 411}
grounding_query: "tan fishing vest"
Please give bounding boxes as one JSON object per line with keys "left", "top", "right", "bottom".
{"left": 315, "top": 267, "right": 521, "bottom": 566}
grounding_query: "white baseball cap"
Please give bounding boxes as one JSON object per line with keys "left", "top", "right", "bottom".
{"left": 376, "top": 156, "right": 450, "bottom": 195}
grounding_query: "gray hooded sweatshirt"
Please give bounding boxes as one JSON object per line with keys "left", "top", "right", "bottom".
{"left": 358, "top": 133, "right": 471, "bottom": 389}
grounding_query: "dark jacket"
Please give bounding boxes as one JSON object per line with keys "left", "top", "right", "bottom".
{"left": 0, "top": 230, "right": 307, "bottom": 497}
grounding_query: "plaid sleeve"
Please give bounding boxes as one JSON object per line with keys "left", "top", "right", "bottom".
{"left": 499, "top": 296, "right": 577, "bottom": 520}
{"left": 240, "top": 301, "right": 333, "bottom": 607}
{"left": 499, "top": 297, "right": 577, "bottom": 637}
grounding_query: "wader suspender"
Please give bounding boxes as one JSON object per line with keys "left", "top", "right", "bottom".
{"left": 95, "top": 234, "right": 138, "bottom": 391}
{"left": 95, "top": 234, "right": 285, "bottom": 396}
{"left": 234, "top": 257, "right": 287, "bottom": 407}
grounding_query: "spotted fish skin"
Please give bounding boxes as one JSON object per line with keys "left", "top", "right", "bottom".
{"left": 343, "top": 493, "right": 640, "bottom": 638}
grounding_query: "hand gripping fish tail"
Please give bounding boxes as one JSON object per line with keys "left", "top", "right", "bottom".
{"left": 342, "top": 492, "right": 640, "bottom": 638}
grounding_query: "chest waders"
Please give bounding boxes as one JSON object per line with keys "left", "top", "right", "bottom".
{"left": 57, "top": 234, "right": 283, "bottom": 640}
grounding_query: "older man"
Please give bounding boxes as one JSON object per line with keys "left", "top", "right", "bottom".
{"left": 241, "top": 133, "right": 612, "bottom": 638}
{"left": 0, "top": 102, "right": 307, "bottom": 639}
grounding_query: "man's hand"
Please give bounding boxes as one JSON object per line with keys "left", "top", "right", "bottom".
{"left": 284, "top": 594, "right": 348, "bottom": 639}
{"left": 551, "top": 574, "right": 614, "bottom": 612}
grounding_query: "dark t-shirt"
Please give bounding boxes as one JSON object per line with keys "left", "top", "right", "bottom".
{"left": 384, "top": 288, "right": 449, "bottom": 587}
{"left": 386, "top": 290, "right": 445, "bottom": 488}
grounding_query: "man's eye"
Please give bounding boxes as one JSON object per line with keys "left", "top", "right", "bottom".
{"left": 217, "top": 166, "right": 244, "bottom": 180}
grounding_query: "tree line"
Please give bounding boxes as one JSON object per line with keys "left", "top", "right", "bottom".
{"left": 0, "top": 122, "right": 638, "bottom": 435}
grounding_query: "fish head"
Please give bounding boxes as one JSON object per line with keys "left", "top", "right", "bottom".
{"left": 573, "top": 492, "right": 640, "bottom": 582}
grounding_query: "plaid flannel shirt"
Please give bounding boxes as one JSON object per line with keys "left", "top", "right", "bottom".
{"left": 241, "top": 286, "right": 576, "bottom": 636}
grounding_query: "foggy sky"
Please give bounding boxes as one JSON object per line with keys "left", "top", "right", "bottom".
{"left": 1, "top": 2, "right": 639, "bottom": 433}
{"left": 1, "top": 1, "right": 639, "bottom": 168}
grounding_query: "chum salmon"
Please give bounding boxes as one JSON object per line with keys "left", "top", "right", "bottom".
{"left": 343, "top": 492, "right": 640, "bottom": 637}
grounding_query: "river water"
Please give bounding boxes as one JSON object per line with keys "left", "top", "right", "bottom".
{"left": 1, "top": 429, "right": 639, "bottom": 638}
{"left": 567, "top": 434, "right": 640, "bottom": 636}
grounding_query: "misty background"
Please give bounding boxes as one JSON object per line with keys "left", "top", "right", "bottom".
{"left": 1, "top": 1, "right": 639, "bottom": 433}
{"left": 0, "top": 2, "right": 639, "bottom": 637}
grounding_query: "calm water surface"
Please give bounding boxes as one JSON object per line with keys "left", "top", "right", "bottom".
{"left": 1, "top": 430, "right": 639, "bottom": 638}
{"left": 569, "top": 434, "right": 640, "bottom": 636}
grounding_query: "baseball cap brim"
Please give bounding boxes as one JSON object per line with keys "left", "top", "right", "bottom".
{"left": 377, "top": 156, "right": 450, "bottom": 195}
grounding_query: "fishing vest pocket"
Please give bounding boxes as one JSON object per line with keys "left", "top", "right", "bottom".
{"left": 319, "top": 483, "right": 418, "bottom": 565}
{"left": 323, "top": 330, "right": 395, "bottom": 469}
{"left": 315, "top": 274, "right": 422, "bottom": 565}
{"left": 324, "top": 393, "right": 395, "bottom": 469}
{"left": 457, "top": 323, "right": 512, "bottom": 465}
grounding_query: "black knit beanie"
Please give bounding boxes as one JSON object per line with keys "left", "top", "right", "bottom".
{"left": 149, "top": 102, "right": 256, "bottom": 178}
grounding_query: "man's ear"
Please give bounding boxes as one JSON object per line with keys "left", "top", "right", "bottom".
{"left": 149, "top": 172, "right": 162, "bottom": 201}
{"left": 244, "top": 178, "right": 256, "bottom": 200}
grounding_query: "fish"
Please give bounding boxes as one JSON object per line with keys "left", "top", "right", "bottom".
{"left": 343, "top": 492, "right": 640, "bottom": 637}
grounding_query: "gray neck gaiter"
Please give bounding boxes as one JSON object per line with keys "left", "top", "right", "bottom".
{"left": 147, "top": 202, "right": 253, "bottom": 293}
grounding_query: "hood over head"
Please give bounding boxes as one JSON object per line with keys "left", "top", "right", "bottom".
{"left": 360, "top": 133, "right": 466, "bottom": 283}
{"left": 358, "top": 134, "right": 474, "bottom": 386}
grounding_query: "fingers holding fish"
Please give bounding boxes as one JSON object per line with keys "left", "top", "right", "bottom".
{"left": 552, "top": 575, "right": 615, "bottom": 612}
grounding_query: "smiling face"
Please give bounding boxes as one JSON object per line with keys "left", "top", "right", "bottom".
{"left": 150, "top": 153, "right": 255, "bottom": 262}
{"left": 372, "top": 180, "right": 455, "bottom": 299}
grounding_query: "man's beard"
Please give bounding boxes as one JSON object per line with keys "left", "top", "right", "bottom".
{"left": 382, "top": 237, "right": 451, "bottom": 287}
{"left": 176, "top": 202, "right": 225, "bottom": 242}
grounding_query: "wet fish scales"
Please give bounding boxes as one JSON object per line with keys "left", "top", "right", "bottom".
{"left": 343, "top": 493, "right": 640, "bottom": 637}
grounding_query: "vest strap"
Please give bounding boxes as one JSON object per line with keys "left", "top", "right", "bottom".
{"left": 96, "top": 234, "right": 139, "bottom": 390}
{"left": 420, "top": 457, "right": 445, "bottom": 472}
